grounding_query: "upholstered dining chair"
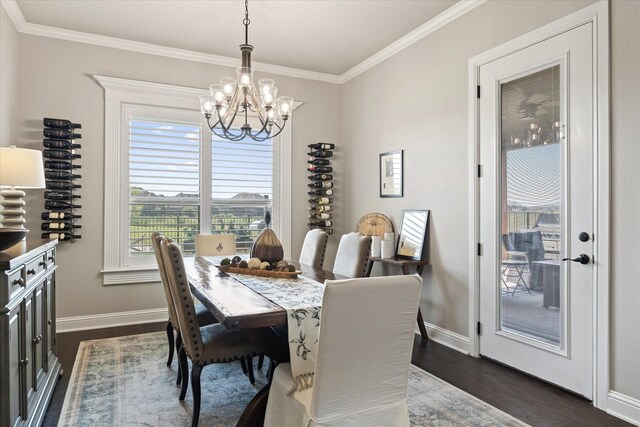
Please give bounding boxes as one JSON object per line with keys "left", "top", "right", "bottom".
{"left": 151, "top": 232, "right": 218, "bottom": 386}
{"left": 332, "top": 232, "right": 372, "bottom": 278}
{"left": 194, "top": 232, "right": 265, "bottom": 380}
{"left": 161, "top": 237, "right": 286, "bottom": 427}
{"left": 299, "top": 229, "right": 329, "bottom": 270}
{"left": 195, "top": 233, "right": 236, "bottom": 256}
{"left": 264, "top": 274, "right": 423, "bottom": 426}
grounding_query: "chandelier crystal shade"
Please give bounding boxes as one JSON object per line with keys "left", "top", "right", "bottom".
{"left": 200, "top": 0, "right": 293, "bottom": 142}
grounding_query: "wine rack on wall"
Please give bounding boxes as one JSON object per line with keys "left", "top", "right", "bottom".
{"left": 41, "top": 118, "right": 82, "bottom": 242}
{"left": 307, "top": 143, "right": 335, "bottom": 236}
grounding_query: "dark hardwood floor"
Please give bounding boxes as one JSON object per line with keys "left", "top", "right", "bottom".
{"left": 43, "top": 324, "right": 629, "bottom": 427}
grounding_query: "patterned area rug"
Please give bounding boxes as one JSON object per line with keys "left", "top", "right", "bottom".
{"left": 58, "top": 332, "right": 526, "bottom": 426}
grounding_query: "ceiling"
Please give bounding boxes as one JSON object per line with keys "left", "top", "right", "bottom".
{"left": 14, "top": 0, "right": 458, "bottom": 76}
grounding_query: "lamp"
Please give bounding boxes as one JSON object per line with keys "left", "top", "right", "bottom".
{"left": 0, "top": 146, "right": 46, "bottom": 229}
{"left": 200, "top": 0, "right": 294, "bottom": 142}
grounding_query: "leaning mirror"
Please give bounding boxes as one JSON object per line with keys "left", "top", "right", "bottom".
{"left": 396, "top": 210, "right": 430, "bottom": 260}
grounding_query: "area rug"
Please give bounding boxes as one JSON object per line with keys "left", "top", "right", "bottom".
{"left": 58, "top": 332, "right": 526, "bottom": 426}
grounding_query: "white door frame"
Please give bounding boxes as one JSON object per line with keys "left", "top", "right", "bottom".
{"left": 467, "top": 1, "right": 610, "bottom": 409}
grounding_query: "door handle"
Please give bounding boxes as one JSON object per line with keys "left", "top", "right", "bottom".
{"left": 562, "top": 254, "right": 590, "bottom": 265}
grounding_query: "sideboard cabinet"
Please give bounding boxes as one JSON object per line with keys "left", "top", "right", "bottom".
{"left": 1, "top": 239, "right": 61, "bottom": 427}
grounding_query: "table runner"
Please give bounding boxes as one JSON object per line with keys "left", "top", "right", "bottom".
{"left": 225, "top": 272, "right": 325, "bottom": 394}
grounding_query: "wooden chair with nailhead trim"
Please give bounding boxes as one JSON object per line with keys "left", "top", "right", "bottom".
{"left": 151, "top": 232, "right": 218, "bottom": 386}
{"left": 161, "top": 237, "right": 286, "bottom": 427}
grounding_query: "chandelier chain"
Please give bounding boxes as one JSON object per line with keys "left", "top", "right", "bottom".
{"left": 243, "top": 0, "right": 250, "bottom": 45}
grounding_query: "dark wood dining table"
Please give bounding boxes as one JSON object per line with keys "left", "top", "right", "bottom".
{"left": 184, "top": 256, "right": 340, "bottom": 330}
{"left": 183, "top": 256, "right": 340, "bottom": 427}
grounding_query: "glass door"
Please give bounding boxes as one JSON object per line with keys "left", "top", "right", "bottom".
{"left": 478, "top": 23, "right": 594, "bottom": 398}
{"left": 499, "top": 65, "right": 564, "bottom": 349}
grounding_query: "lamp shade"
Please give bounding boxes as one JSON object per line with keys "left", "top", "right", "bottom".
{"left": 0, "top": 146, "right": 46, "bottom": 189}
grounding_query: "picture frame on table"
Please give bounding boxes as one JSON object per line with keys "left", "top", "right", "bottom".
{"left": 396, "top": 210, "right": 430, "bottom": 260}
{"left": 379, "top": 150, "right": 403, "bottom": 198}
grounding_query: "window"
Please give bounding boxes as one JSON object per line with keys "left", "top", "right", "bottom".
{"left": 96, "top": 76, "right": 295, "bottom": 285}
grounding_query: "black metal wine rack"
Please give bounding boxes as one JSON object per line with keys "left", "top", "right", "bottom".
{"left": 307, "top": 143, "right": 335, "bottom": 236}
{"left": 41, "top": 118, "right": 82, "bottom": 242}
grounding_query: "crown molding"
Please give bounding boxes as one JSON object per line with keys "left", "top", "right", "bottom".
{"left": 0, "top": 0, "right": 341, "bottom": 84}
{"left": 2, "top": 0, "right": 486, "bottom": 85}
{"left": 337, "top": 0, "right": 487, "bottom": 83}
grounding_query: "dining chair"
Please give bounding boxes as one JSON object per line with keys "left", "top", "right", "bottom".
{"left": 151, "top": 232, "right": 219, "bottom": 386}
{"left": 299, "top": 229, "right": 329, "bottom": 269}
{"left": 195, "top": 233, "right": 236, "bottom": 256}
{"left": 195, "top": 232, "right": 269, "bottom": 379}
{"left": 264, "top": 274, "right": 423, "bottom": 426}
{"left": 161, "top": 237, "right": 287, "bottom": 427}
{"left": 332, "top": 232, "right": 372, "bottom": 278}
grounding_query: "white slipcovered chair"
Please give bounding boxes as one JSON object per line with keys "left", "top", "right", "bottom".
{"left": 264, "top": 274, "right": 422, "bottom": 427}
{"left": 332, "top": 232, "right": 372, "bottom": 278}
{"left": 299, "top": 229, "right": 329, "bottom": 269}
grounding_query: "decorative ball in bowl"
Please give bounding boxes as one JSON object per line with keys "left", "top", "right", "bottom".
{"left": 0, "top": 228, "right": 28, "bottom": 251}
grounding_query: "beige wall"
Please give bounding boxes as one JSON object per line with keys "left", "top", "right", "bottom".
{"left": 341, "top": 0, "right": 639, "bottom": 402}
{"left": 610, "top": 0, "right": 640, "bottom": 401}
{"left": 8, "top": 30, "right": 341, "bottom": 320}
{"left": 340, "top": 0, "right": 596, "bottom": 337}
{"left": 1, "top": 5, "right": 19, "bottom": 146}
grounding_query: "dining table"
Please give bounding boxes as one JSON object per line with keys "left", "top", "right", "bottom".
{"left": 183, "top": 255, "right": 343, "bottom": 427}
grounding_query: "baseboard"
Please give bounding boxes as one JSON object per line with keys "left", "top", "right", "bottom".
{"left": 421, "top": 322, "right": 470, "bottom": 354}
{"left": 57, "top": 308, "right": 168, "bottom": 333}
{"left": 608, "top": 391, "right": 640, "bottom": 426}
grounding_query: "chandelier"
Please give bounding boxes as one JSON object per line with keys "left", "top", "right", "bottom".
{"left": 199, "top": 0, "right": 294, "bottom": 142}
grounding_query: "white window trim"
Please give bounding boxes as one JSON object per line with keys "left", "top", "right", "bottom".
{"left": 95, "top": 75, "right": 300, "bottom": 285}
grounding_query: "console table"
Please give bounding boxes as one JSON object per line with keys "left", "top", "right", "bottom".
{"left": 365, "top": 256, "right": 429, "bottom": 340}
{"left": 1, "top": 239, "right": 61, "bottom": 427}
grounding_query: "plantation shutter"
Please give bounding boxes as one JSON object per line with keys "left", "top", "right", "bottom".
{"left": 129, "top": 118, "right": 201, "bottom": 256}
{"left": 211, "top": 133, "right": 273, "bottom": 253}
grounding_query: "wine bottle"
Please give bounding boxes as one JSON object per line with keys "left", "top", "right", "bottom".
{"left": 308, "top": 197, "right": 332, "bottom": 204}
{"left": 45, "top": 200, "right": 82, "bottom": 210}
{"left": 308, "top": 174, "right": 333, "bottom": 181}
{"left": 43, "top": 150, "right": 81, "bottom": 160}
{"left": 308, "top": 181, "right": 333, "bottom": 189}
{"left": 45, "top": 161, "right": 81, "bottom": 170}
{"left": 307, "top": 188, "right": 334, "bottom": 197}
{"left": 307, "top": 158, "right": 330, "bottom": 166}
{"left": 41, "top": 222, "right": 82, "bottom": 231}
{"left": 46, "top": 181, "right": 81, "bottom": 190}
{"left": 308, "top": 220, "right": 332, "bottom": 227}
{"left": 41, "top": 212, "right": 83, "bottom": 220}
{"left": 309, "top": 205, "right": 332, "bottom": 212}
{"left": 307, "top": 165, "right": 332, "bottom": 173}
{"left": 43, "top": 139, "right": 81, "bottom": 149}
{"left": 308, "top": 213, "right": 332, "bottom": 220}
{"left": 307, "top": 150, "right": 333, "bottom": 158}
{"left": 41, "top": 232, "right": 81, "bottom": 241}
{"left": 45, "top": 170, "right": 81, "bottom": 180}
{"left": 308, "top": 143, "right": 335, "bottom": 150}
{"left": 44, "top": 191, "right": 81, "bottom": 200}
{"left": 43, "top": 118, "right": 81, "bottom": 129}
{"left": 43, "top": 129, "right": 81, "bottom": 139}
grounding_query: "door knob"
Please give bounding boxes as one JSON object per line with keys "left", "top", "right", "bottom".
{"left": 562, "top": 254, "right": 590, "bottom": 264}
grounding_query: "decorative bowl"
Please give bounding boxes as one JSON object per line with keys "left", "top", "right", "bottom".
{"left": 0, "top": 228, "right": 28, "bottom": 251}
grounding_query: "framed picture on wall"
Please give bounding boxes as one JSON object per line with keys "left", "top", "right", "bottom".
{"left": 379, "top": 150, "right": 403, "bottom": 197}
